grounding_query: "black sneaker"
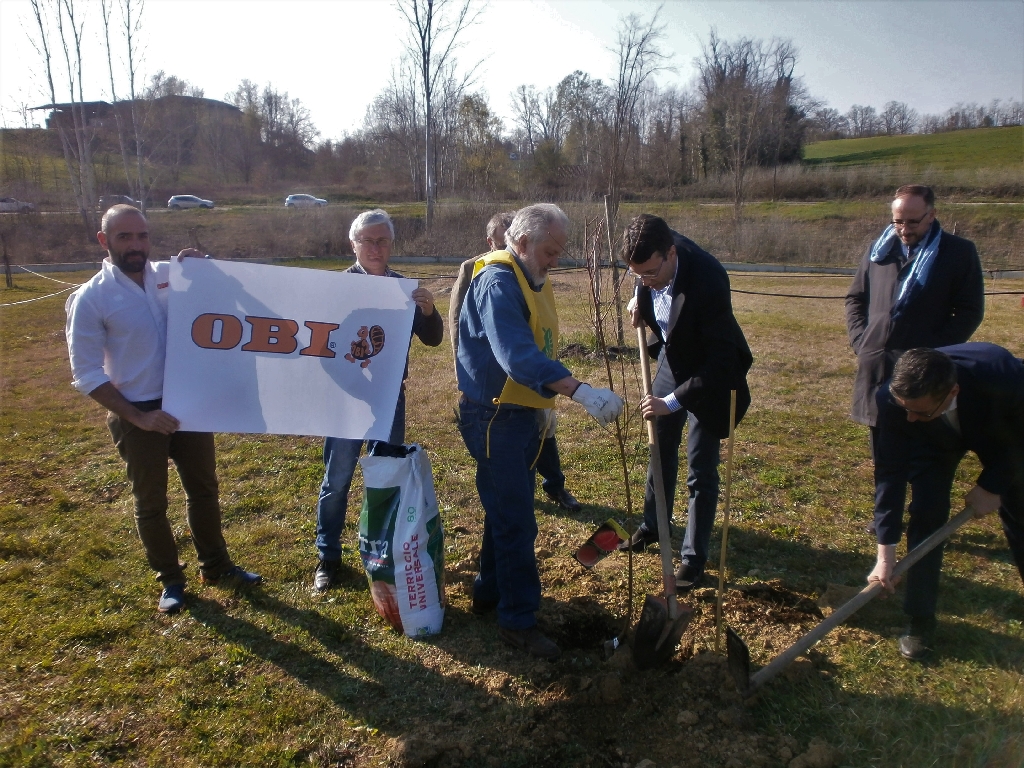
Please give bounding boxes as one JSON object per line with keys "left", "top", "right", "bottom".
{"left": 498, "top": 626, "right": 560, "bottom": 660}
{"left": 899, "top": 616, "right": 936, "bottom": 661}
{"left": 313, "top": 558, "right": 340, "bottom": 592}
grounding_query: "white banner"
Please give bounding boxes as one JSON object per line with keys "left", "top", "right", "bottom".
{"left": 162, "top": 259, "right": 415, "bottom": 439}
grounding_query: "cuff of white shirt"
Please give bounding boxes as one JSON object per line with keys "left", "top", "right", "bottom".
{"left": 663, "top": 393, "right": 683, "bottom": 413}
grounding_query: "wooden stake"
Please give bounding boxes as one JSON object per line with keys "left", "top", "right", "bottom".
{"left": 715, "top": 389, "right": 738, "bottom": 654}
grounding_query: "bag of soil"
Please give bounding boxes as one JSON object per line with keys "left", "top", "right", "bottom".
{"left": 358, "top": 443, "right": 446, "bottom": 637}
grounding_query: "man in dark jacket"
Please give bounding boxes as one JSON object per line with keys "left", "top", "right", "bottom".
{"left": 869, "top": 344, "right": 1024, "bottom": 660}
{"left": 845, "top": 185, "right": 984, "bottom": 435}
{"left": 619, "top": 214, "right": 753, "bottom": 591}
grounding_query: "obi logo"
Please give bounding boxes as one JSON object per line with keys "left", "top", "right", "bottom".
{"left": 344, "top": 325, "right": 386, "bottom": 368}
{"left": 190, "top": 313, "right": 342, "bottom": 358}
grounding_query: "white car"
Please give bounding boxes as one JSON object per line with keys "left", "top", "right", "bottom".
{"left": 167, "top": 194, "right": 214, "bottom": 210}
{"left": 285, "top": 194, "right": 327, "bottom": 208}
{"left": 0, "top": 197, "right": 35, "bottom": 213}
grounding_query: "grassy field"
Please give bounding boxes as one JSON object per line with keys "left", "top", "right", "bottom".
{"left": 803, "top": 127, "right": 1024, "bottom": 171}
{"left": 1, "top": 261, "right": 1023, "bottom": 767}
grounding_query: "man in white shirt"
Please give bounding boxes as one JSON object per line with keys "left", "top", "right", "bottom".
{"left": 65, "top": 204, "right": 260, "bottom": 614}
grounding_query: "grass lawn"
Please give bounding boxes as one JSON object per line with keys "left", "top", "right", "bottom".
{"left": 1, "top": 263, "right": 1023, "bottom": 767}
{"left": 803, "top": 127, "right": 1024, "bottom": 171}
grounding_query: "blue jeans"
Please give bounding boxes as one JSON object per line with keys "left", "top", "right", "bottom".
{"left": 315, "top": 388, "right": 406, "bottom": 561}
{"left": 643, "top": 355, "right": 721, "bottom": 573}
{"left": 536, "top": 436, "right": 566, "bottom": 496}
{"left": 458, "top": 400, "right": 541, "bottom": 630}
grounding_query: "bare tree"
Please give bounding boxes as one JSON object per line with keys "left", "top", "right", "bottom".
{"left": 880, "top": 100, "right": 918, "bottom": 135}
{"left": 395, "top": 0, "right": 481, "bottom": 231}
{"left": 100, "top": 0, "right": 147, "bottom": 206}
{"left": 510, "top": 84, "right": 540, "bottom": 157}
{"left": 365, "top": 57, "right": 423, "bottom": 197}
{"left": 846, "top": 104, "right": 879, "bottom": 137}
{"left": 607, "top": 8, "right": 670, "bottom": 343}
{"left": 56, "top": 0, "right": 98, "bottom": 217}
{"left": 607, "top": 8, "right": 670, "bottom": 227}
{"left": 27, "top": 0, "right": 92, "bottom": 224}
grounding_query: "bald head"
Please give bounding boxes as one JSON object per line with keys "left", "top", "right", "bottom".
{"left": 101, "top": 203, "right": 146, "bottom": 236}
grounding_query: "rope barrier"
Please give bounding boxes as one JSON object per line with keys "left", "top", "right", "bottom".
{"left": 11, "top": 266, "right": 83, "bottom": 286}
{"left": 0, "top": 286, "right": 76, "bottom": 307}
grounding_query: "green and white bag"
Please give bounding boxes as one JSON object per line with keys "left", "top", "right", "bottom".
{"left": 358, "top": 444, "right": 445, "bottom": 638}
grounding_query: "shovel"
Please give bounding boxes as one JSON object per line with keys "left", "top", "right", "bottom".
{"left": 632, "top": 325, "right": 693, "bottom": 670}
{"left": 726, "top": 504, "right": 977, "bottom": 696}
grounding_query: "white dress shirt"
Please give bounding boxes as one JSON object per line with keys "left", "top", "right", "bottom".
{"left": 65, "top": 258, "right": 171, "bottom": 402}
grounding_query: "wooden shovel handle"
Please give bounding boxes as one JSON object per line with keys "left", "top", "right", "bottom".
{"left": 636, "top": 325, "right": 679, "bottom": 614}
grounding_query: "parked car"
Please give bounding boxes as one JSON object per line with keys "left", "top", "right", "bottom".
{"left": 285, "top": 194, "right": 327, "bottom": 208}
{"left": 99, "top": 194, "right": 141, "bottom": 211}
{"left": 167, "top": 194, "right": 214, "bottom": 210}
{"left": 0, "top": 197, "right": 36, "bottom": 213}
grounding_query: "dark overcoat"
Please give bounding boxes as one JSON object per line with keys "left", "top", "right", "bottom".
{"left": 845, "top": 225, "right": 984, "bottom": 426}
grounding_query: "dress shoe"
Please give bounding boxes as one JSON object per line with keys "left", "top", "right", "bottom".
{"left": 545, "top": 487, "right": 582, "bottom": 513}
{"left": 158, "top": 583, "right": 186, "bottom": 614}
{"left": 201, "top": 565, "right": 262, "bottom": 586}
{"left": 675, "top": 562, "right": 703, "bottom": 593}
{"left": 618, "top": 525, "right": 660, "bottom": 552}
{"left": 498, "top": 626, "right": 561, "bottom": 660}
{"left": 898, "top": 616, "right": 936, "bottom": 661}
{"left": 313, "top": 558, "right": 340, "bottom": 591}
{"left": 471, "top": 593, "right": 499, "bottom": 615}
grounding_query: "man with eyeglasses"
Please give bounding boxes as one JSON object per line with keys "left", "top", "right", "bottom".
{"left": 618, "top": 214, "right": 752, "bottom": 596}
{"left": 312, "top": 208, "right": 443, "bottom": 591}
{"left": 868, "top": 344, "right": 1024, "bottom": 660}
{"left": 845, "top": 185, "right": 984, "bottom": 490}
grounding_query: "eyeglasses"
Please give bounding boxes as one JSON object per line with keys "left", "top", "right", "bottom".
{"left": 628, "top": 255, "right": 665, "bottom": 280}
{"left": 355, "top": 237, "right": 393, "bottom": 250}
{"left": 891, "top": 212, "right": 931, "bottom": 228}
{"left": 890, "top": 387, "right": 952, "bottom": 419}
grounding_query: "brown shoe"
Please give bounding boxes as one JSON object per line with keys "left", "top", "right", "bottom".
{"left": 498, "top": 626, "right": 560, "bottom": 660}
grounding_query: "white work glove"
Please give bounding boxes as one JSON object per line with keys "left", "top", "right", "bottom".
{"left": 867, "top": 543, "right": 898, "bottom": 595}
{"left": 572, "top": 384, "right": 624, "bottom": 427}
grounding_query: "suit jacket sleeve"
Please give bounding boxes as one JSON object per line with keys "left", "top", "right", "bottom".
{"left": 872, "top": 391, "right": 911, "bottom": 545}
{"left": 412, "top": 303, "right": 444, "bottom": 347}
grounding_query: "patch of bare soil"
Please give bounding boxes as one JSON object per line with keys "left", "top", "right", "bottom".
{"left": 378, "top": 580, "right": 838, "bottom": 768}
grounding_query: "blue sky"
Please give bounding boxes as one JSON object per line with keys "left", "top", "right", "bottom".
{"left": 1, "top": 0, "right": 1021, "bottom": 137}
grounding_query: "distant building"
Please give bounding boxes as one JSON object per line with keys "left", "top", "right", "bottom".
{"left": 31, "top": 96, "right": 240, "bottom": 131}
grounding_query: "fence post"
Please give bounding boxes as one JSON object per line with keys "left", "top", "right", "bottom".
{"left": 1, "top": 234, "right": 12, "bottom": 288}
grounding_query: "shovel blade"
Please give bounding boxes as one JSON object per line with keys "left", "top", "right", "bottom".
{"left": 632, "top": 595, "right": 693, "bottom": 670}
{"left": 725, "top": 626, "right": 752, "bottom": 694}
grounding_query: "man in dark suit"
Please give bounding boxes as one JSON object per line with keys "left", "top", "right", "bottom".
{"left": 846, "top": 185, "right": 984, "bottom": 445}
{"left": 618, "top": 214, "right": 753, "bottom": 591}
{"left": 868, "top": 343, "right": 1024, "bottom": 660}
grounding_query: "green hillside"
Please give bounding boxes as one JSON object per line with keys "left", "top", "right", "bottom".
{"left": 803, "top": 126, "right": 1023, "bottom": 170}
